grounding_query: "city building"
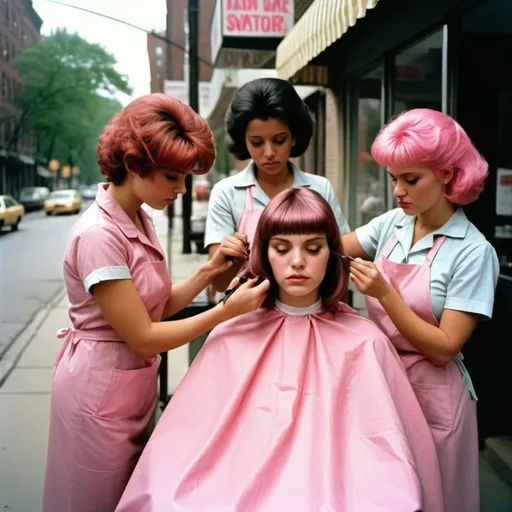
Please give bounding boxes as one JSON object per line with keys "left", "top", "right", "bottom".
{"left": 0, "top": 0, "right": 44, "bottom": 196}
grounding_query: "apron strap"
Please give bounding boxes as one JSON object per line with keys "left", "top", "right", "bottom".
{"left": 383, "top": 235, "right": 400, "bottom": 259}
{"left": 425, "top": 235, "right": 446, "bottom": 266}
{"left": 244, "top": 186, "right": 255, "bottom": 212}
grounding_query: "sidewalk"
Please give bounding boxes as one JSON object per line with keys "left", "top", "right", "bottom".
{"left": 0, "top": 208, "right": 205, "bottom": 511}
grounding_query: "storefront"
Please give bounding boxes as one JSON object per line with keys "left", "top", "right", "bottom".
{"left": 276, "top": 0, "right": 512, "bottom": 445}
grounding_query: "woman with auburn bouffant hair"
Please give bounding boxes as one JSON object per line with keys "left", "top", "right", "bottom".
{"left": 42, "top": 93, "right": 269, "bottom": 512}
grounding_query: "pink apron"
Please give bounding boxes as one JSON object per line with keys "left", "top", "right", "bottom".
{"left": 43, "top": 330, "right": 161, "bottom": 512}
{"left": 366, "top": 235, "right": 479, "bottom": 512}
{"left": 237, "top": 185, "right": 263, "bottom": 246}
{"left": 116, "top": 303, "right": 444, "bottom": 511}
{"left": 43, "top": 260, "right": 170, "bottom": 512}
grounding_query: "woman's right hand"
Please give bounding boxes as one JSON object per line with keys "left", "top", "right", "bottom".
{"left": 222, "top": 277, "right": 270, "bottom": 319}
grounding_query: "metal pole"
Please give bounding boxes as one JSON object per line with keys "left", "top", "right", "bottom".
{"left": 166, "top": 0, "right": 175, "bottom": 234}
{"left": 182, "top": 0, "right": 199, "bottom": 254}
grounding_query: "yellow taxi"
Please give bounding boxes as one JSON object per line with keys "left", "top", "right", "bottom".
{"left": 44, "top": 189, "right": 82, "bottom": 215}
{"left": 0, "top": 195, "right": 25, "bottom": 231}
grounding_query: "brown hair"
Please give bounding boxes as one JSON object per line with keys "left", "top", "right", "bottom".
{"left": 244, "top": 187, "right": 348, "bottom": 313}
{"left": 97, "top": 93, "right": 215, "bottom": 185}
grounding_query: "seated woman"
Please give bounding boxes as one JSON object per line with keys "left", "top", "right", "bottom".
{"left": 116, "top": 188, "right": 444, "bottom": 512}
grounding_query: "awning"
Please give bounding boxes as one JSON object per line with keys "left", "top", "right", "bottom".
{"left": 276, "top": 0, "right": 380, "bottom": 80}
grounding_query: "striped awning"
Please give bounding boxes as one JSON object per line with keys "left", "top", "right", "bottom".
{"left": 276, "top": 0, "right": 380, "bottom": 80}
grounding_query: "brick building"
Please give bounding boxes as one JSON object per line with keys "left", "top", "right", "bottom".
{"left": 147, "top": 0, "right": 216, "bottom": 93}
{"left": 0, "top": 0, "right": 43, "bottom": 196}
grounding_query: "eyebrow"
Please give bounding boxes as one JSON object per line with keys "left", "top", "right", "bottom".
{"left": 270, "top": 236, "right": 326, "bottom": 243}
{"left": 247, "top": 132, "right": 289, "bottom": 139}
{"left": 386, "top": 171, "right": 420, "bottom": 178}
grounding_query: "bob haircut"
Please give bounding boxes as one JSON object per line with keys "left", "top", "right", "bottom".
{"left": 243, "top": 187, "right": 348, "bottom": 313}
{"left": 225, "top": 78, "right": 314, "bottom": 161}
{"left": 97, "top": 93, "right": 215, "bottom": 185}
{"left": 371, "top": 108, "right": 488, "bottom": 205}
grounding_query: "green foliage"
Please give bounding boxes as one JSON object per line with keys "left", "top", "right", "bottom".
{"left": 3, "top": 28, "right": 132, "bottom": 183}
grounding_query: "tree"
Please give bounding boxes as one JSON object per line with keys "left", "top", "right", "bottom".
{"left": 36, "top": 94, "right": 123, "bottom": 184}
{"left": 1, "top": 28, "right": 131, "bottom": 185}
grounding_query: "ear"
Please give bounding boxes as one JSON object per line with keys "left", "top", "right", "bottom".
{"left": 440, "top": 166, "right": 455, "bottom": 185}
{"left": 292, "top": 135, "right": 296, "bottom": 147}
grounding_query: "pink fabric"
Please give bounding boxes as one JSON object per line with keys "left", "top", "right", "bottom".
{"left": 366, "top": 235, "right": 479, "bottom": 512}
{"left": 116, "top": 304, "right": 444, "bottom": 512}
{"left": 237, "top": 186, "right": 263, "bottom": 247}
{"left": 43, "top": 185, "right": 171, "bottom": 512}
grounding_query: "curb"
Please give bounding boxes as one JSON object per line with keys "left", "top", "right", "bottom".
{"left": 0, "top": 287, "right": 66, "bottom": 387}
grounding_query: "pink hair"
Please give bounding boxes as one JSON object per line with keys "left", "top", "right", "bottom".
{"left": 97, "top": 93, "right": 215, "bottom": 185}
{"left": 243, "top": 187, "right": 348, "bottom": 312}
{"left": 371, "top": 109, "right": 488, "bottom": 205}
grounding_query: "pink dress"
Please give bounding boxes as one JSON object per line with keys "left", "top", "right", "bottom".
{"left": 43, "top": 184, "right": 171, "bottom": 512}
{"left": 116, "top": 301, "right": 444, "bottom": 512}
{"left": 366, "top": 235, "right": 479, "bottom": 512}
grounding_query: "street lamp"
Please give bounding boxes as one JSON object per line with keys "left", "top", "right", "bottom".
{"left": 49, "top": 159, "right": 60, "bottom": 190}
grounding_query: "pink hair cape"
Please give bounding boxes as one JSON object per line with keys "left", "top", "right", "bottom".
{"left": 116, "top": 304, "right": 444, "bottom": 512}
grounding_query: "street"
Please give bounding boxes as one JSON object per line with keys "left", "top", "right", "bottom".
{"left": 0, "top": 204, "right": 91, "bottom": 359}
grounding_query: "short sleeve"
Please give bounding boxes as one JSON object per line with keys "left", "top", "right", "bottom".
{"left": 323, "top": 181, "right": 351, "bottom": 234}
{"left": 75, "top": 227, "right": 131, "bottom": 293}
{"left": 355, "top": 214, "right": 387, "bottom": 259}
{"left": 444, "top": 243, "right": 499, "bottom": 319}
{"left": 204, "top": 182, "right": 236, "bottom": 248}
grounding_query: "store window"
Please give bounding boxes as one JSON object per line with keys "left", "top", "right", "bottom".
{"left": 393, "top": 29, "right": 443, "bottom": 115}
{"left": 352, "top": 66, "right": 387, "bottom": 227}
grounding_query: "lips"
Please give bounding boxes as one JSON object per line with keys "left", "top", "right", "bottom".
{"left": 287, "top": 274, "right": 309, "bottom": 282}
{"left": 398, "top": 201, "right": 412, "bottom": 208}
{"left": 263, "top": 162, "right": 279, "bottom": 167}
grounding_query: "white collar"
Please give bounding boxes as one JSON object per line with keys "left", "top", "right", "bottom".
{"left": 275, "top": 298, "right": 322, "bottom": 316}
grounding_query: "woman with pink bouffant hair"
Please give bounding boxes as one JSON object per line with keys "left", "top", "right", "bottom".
{"left": 342, "top": 108, "right": 499, "bottom": 512}
{"left": 42, "top": 93, "right": 269, "bottom": 512}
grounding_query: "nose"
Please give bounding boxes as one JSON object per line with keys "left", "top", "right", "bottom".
{"left": 175, "top": 177, "right": 187, "bottom": 195}
{"left": 263, "top": 142, "right": 276, "bottom": 159}
{"left": 290, "top": 249, "right": 305, "bottom": 269}
{"left": 393, "top": 181, "right": 406, "bottom": 198}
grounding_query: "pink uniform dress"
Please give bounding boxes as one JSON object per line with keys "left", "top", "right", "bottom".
{"left": 116, "top": 301, "right": 444, "bottom": 512}
{"left": 43, "top": 184, "right": 171, "bottom": 512}
{"left": 366, "top": 235, "right": 479, "bottom": 512}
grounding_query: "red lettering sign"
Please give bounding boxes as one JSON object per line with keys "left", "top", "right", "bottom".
{"left": 227, "top": 0, "right": 258, "bottom": 10}
{"left": 263, "top": 0, "right": 290, "bottom": 12}
{"left": 225, "top": 13, "right": 286, "bottom": 33}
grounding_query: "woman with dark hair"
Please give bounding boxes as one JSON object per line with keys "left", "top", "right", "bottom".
{"left": 116, "top": 188, "right": 444, "bottom": 512}
{"left": 205, "top": 77, "right": 350, "bottom": 292}
{"left": 42, "top": 93, "right": 269, "bottom": 512}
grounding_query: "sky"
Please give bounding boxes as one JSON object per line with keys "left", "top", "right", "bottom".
{"left": 32, "top": 0, "right": 168, "bottom": 105}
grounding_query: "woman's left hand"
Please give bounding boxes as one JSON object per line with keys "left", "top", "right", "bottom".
{"left": 349, "top": 258, "right": 392, "bottom": 300}
{"left": 204, "top": 233, "right": 248, "bottom": 278}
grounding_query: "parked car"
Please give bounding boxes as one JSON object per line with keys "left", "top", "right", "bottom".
{"left": 19, "top": 186, "right": 50, "bottom": 211}
{"left": 44, "top": 189, "right": 82, "bottom": 215}
{"left": 0, "top": 195, "right": 24, "bottom": 231}
{"left": 79, "top": 185, "right": 98, "bottom": 200}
